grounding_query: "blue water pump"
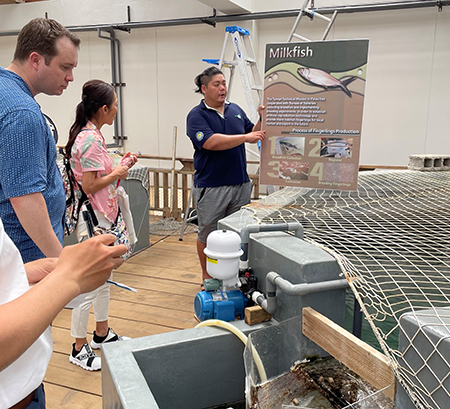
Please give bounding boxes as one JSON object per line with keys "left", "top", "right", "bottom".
{"left": 194, "top": 230, "right": 248, "bottom": 322}
{"left": 194, "top": 280, "right": 248, "bottom": 321}
{"left": 195, "top": 286, "right": 247, "bottom": 322}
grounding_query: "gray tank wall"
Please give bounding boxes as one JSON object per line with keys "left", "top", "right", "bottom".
{"left": 395, "top": 308, "right": 450, "bottom": 409}
{"left": 218, "top": 211, "right": 346, "bottom": 327}
{"left": 102, "top": 320, "right": 272, "bottom": 409}
{"left": 103, "top": 211, "right": 348, "bottom": 408}
{"left": 250, "top": 231, "right": 345, "bottom": 324}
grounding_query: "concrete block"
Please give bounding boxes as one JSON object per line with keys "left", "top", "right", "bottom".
{"left": 408, "top": 154, "right": 450, "bottom": 171}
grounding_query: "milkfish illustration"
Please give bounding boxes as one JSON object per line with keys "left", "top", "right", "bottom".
{"left": 297, "top": 67, "right": 356, "bottom": 97}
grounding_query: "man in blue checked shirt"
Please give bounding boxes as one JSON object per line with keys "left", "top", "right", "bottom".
{"left": 0, "top": 18, "right": 80, "bottom": 263}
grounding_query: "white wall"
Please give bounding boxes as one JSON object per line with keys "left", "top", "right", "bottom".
{"left": 0, "top": 0, "right": 449, "bottom": 168}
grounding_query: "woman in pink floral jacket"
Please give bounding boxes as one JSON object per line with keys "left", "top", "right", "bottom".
{"left": 64, "top": 79, "right": 137, "bottom": 371}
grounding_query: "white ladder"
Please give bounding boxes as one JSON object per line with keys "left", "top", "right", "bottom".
{"left": 287, "top": 0, "right": 338, "bottom": 42}
{"left": 204, "top": 25, "right": 263, "bottom": 124}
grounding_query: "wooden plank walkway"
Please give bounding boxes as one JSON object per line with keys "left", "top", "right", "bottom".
{"left": 44, "top": 232, "right": 201, "bottom": 409}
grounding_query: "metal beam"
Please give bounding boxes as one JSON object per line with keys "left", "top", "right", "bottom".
{"left": 0, "top": 1, "right": 448, "bottom": 36}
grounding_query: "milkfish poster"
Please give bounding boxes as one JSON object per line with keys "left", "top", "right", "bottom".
{"left": 259, "top": 39, "right": 369, "bottom": 191}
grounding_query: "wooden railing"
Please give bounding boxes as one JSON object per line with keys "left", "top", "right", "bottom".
{"left": 139, "top": 155, "right": 260, "bottom": 218}
{"left": 123, "top": 154, "right": 407, "bottom": 218}
{"left": 147, "top": 167, "right": 192, "bottom": 218}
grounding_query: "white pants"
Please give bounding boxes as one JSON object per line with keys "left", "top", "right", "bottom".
{"left": 70, "top": 210, "right": 113, "bottom": 339}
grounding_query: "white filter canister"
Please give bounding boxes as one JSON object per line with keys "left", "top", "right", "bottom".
{"left": 204, "top": 230, "right": 243, "bottom": 285}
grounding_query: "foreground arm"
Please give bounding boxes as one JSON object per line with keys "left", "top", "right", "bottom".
{"left": 24, "top": 258, "right": 58, "bottom": 284}
{"left": 0, "top": 234, "right": 126, "bottom": 371}
{"left": 10, "top": 193, "right": 63, "bottom": 258}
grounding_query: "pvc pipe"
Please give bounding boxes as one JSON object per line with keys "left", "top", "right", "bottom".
{"left": 241, "top": 222, "right": 303, "bottom": 243}
{"left": 250, "top": 272, "right": 348, "bottom": 314}
{"left": 240, "top": 222, "right": 303, "bottom": 262}
{"left": 1, "top": 1, "right": 445, "bottom": 37}
{"left": 251, "top": 290, "right": 277, "bottom": 314}
{"left": 97, "top": 28, "right": 124, "bottom": 148}
{"left": 195, "top": 319, "right": 267, "bottom": 382}
{"left": 266, "top": 271, "right": 348, "bottom": 296}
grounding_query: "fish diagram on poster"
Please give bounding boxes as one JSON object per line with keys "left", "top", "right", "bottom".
{"left": 297, "top": 67, "right": 358, "bottom": 97}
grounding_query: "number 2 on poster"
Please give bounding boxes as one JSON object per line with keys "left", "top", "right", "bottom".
{"left": 308, "top": 138, "right": 321, "bottom": 157}
{"left": 308, "top": 138, "right": 323, "bottom": 181}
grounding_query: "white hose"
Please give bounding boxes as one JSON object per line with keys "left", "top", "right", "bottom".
{"left": 195, "top": 319, "right": 268, "bottom": 382}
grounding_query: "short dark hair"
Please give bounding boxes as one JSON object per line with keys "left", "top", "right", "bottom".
{"left": 194, "top": 66, "right": 224, "bottom": 94}
{"left": 13, "top": 18, "right": 80, "bottom": 65}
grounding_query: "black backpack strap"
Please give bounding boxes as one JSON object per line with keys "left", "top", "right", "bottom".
{"left": 43, "top": 112, "right": 59, "bottom": 144}
{"left": 84, "top": 199, "right": 99, "bottom": 227}
{"left": 64, "top": 157, "right": 98, "bottom": 228}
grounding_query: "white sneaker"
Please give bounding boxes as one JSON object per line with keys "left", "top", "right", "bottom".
{"left": 90, "top": 327, "right": 130, "bottom": 350}
{"left": 69, "top": 343, "right": 101, "bottom": 371}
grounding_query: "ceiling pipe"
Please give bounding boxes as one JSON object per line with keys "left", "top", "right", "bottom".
{"left": 0, "top": 1, "right": 448, "bottom": 37}
{"left": 97, "top": 27, "right": 126, "bottom": 148}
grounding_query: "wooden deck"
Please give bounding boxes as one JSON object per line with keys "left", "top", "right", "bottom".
{"left": 44, "top": 231, "right": 201, "bottom": 409}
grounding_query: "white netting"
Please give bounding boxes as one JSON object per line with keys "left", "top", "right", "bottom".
{"left": 149, "top": 217, "right": 197, "bottom": 236}
{"left": 243, "top": 169, "right": 450, "bottom": 409}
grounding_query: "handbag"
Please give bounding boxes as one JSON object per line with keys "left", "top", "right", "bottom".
{"left": 116, "top": 186, "right": 137, "bottom": 245}
{"left": 93, "top": 210, "right": 132, "bottom": 260}
{"left": 58, "top": 154, "right": 97, "bottom": 237}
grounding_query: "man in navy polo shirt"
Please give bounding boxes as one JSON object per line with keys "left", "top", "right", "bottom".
{"left": 186, "top": 66, "right": 265, "bottom": 281}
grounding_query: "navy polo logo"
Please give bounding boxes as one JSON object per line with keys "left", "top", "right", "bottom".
{"left": 235, "top": 114, "right": 242, "bottom": 119}
{"left": 196, "top": 131, "right": 204, "bottom": 141}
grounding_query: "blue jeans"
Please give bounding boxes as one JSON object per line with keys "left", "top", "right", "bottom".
{"left": 26, "top": 384, "right": 45, "bottom": 409}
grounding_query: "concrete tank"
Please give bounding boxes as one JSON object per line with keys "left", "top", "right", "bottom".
{"left": 102, "top": 208, "right": 348, "bottom": 408}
